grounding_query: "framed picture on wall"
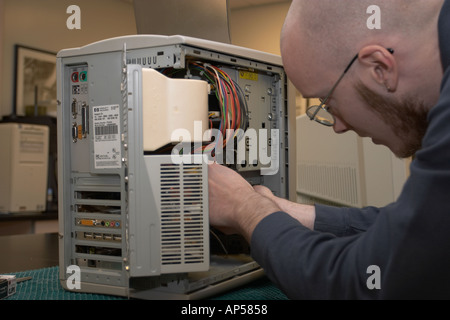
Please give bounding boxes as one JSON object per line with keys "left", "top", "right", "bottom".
{"left": 13, "top": 45, "right": 57, "bottom": 117}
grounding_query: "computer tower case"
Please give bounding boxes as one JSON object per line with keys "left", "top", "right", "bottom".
{"left": 57, "top": 35, "right": 296, "bottom": 299}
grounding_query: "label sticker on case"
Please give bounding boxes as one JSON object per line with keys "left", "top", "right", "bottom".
{"left": 92, "top": 104, "right": 121, "bottom": 169}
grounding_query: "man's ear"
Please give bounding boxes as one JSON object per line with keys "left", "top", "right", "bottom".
{"left": 357, "top": 45, "right": 398, "bottom": 92}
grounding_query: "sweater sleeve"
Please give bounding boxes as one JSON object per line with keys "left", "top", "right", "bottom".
{"left": 250, "top": 210, "right": 388, "bottom": 299}
{"left": 314, "top": 204, "right": 384, "bottom": 236}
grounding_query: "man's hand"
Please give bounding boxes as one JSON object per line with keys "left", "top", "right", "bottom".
{"left": 208, "top": 163, "right": 281, "bottom": 242}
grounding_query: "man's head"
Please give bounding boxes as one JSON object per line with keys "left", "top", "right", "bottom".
{"left": 281, "top": 0, "right": 444, "bottom": 158}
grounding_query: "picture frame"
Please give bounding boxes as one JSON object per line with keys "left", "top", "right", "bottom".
{"left": 13, "top": 45, "right": 57, "bottom": 116}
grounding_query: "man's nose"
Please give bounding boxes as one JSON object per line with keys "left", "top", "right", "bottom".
{"left": 333, "top": 117, "right": 350, "bottom": 134}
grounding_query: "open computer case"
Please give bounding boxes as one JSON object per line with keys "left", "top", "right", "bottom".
{"left": 57, "top": 35, "right": 296, "bottom": 299}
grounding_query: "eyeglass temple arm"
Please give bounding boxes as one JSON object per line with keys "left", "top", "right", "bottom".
{"left": 332, "top": 48, "right": 394, "bottom": 94}
{"left": 310, "top": 48, "right": 394, "bottom": 120}
{"left": 343, "top": 48, "right": 394, "bottom": 73}
{"left": 308, "top": 57, "right": 356, "bottom": 120}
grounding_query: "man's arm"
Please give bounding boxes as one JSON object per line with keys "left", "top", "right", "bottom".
{"left": 253, "top": 184, "right": 381, "bottom": 236}
{"left": 253, "top": 185, "right": 316, "bottom": 230}
{"left": 209, "top": 163, "right": 381, "bottom": 241}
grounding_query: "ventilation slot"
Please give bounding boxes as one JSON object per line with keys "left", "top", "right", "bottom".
{"left": 297, "top": 163, "right": 360, "bottom": 207}
{"left": 160, "top": 163, "right": 206, "bottom": 267}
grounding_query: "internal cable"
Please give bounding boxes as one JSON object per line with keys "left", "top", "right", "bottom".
{"left": 188, "top": 61, "right": 249, "bottom": 156}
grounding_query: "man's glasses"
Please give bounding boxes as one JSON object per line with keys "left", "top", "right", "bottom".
{"left": 306, "top": 48, "right": 395, "bottom": 127}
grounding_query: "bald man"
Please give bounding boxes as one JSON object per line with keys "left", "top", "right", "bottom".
{"left": 208, "top": 0, "right": 450, "bottom": 299}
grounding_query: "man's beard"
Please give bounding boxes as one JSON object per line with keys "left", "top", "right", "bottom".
{"left": 355, "top": 82, "right": 429, "bottom": 158}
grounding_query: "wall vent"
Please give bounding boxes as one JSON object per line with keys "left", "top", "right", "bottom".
{"left": 297, "top": 162, "right": 360, "bottom": 207}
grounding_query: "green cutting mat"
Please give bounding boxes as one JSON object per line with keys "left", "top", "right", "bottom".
{"left": 5, "top": 266, "right": 288, "bottom": 300}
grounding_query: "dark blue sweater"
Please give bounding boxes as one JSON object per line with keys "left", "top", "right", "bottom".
{"left": 251, "top": 0, "right": 450, "bottom": 299}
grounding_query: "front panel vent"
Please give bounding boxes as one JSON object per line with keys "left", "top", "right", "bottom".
{"left": 160, "top": 163, "right": 206, "bottom": 270}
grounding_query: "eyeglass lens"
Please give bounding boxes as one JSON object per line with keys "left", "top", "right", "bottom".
{"left": 306, "top": 105, "right": 334, "bottom": 126}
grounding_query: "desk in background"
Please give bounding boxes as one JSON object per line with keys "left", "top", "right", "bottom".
{"left": 0, "top": 232, "right": 58, "bottom": 273}
{"left": 0, "top": 211, "right": 58, "bottom": 236}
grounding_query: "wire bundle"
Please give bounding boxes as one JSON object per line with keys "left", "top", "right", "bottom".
{"left": 188, "top": 62, "right": 249, "bottom": 154}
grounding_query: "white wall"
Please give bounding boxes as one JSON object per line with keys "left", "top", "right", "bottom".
{"left": 1, "top": 0, "right": 136, "bottom": 116}
{"left": 229, "top": 1, "right": 291, "bottom": 55}
{"left": 0, "top": 0, "right": 4, "bottom": 114}
{"left": 230, "top": 1, "right": 308, "bottom": 116}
